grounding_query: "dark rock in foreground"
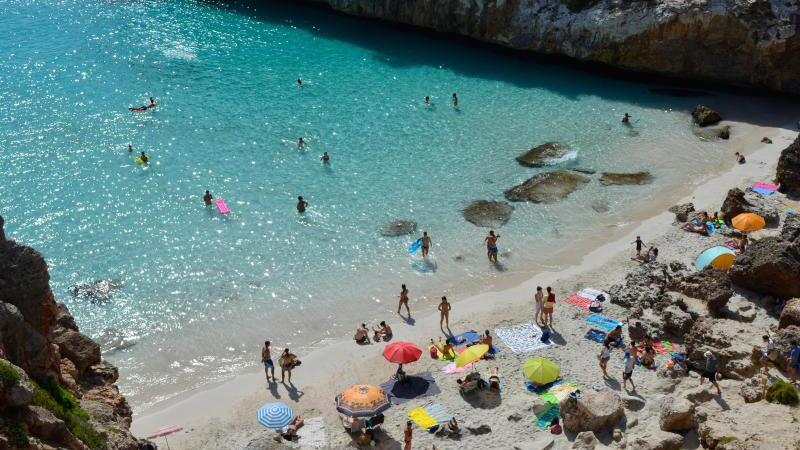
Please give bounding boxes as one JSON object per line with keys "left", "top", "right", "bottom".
{"left": 462, "top": 200, "right": 513, "bottom": 228}
{"left": 599, "top": 171, "right": 654, "bottom": 186}
{"left": 691, "top": 105, "right": 722, "bottom": 127}
{"left": 504, "top": 171, "right": 590, "bottom": 203}
{"left": 380, "top": 220, "right": 417, "bottom": 236}
{"left": 777, "top": 135, "right": 800, "bottom": 196}
{"left": 515, "top": 142, "right": 572, "bottom": 167}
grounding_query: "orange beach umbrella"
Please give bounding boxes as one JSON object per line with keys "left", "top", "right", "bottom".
{"left": 732, "top": 213, "right": 765, "bottom": 233}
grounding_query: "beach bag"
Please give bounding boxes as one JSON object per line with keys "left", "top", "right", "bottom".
{"left": 540, "top": 328, "right": 552, "bottom": 343}
{"left": 589, "top": 301, "right": 603, "bottom": 313}
{"left": 292, "top": 360, "right": 302, "bottom": 368}
{"left": 430, "top": 346, "right": 439, "bottom": 359}
{"left": 596, "top": 294, "right": 606, "bottom": 303}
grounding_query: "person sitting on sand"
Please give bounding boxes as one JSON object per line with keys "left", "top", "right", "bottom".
{"left": 480, "top": 329, "right": 493, "bottom": 351}
{"left": 373, "top": 321, "right": 392, "bottom": 342}
{"left": 735, "top": 152, "right": 746, "bottom": 164}
{"left": 605, "top": 325, "right": 624, "bottom": 348}
{"left": 354, "top": 323, "right": 370, "bottom": 344}
{"left": 441, "top": 340, "right": 455, "bottom": 359}
{"left": 550, "top": 417, "right": 562, "bottom": 435}
{"left": 540, "top": 325, "right": 552, "bottom": 344}
{"left": 642, "top": 246, "right": 658, "bottom": 263}
{"left": 280, "top": 416, "right": 304, "bottom": 441}
{"left": 488, "top": 367, "right": 501, "bottom": 392}
{"left": 203, "top": 190, "right": 213, "bottom": 206}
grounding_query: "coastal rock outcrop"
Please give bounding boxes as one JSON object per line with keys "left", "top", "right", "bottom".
{"left": 559, "top": 389, "right": 623, "bottom": 433}
{"left": 668, "top": 203, "right": 695, "bottom": 223}
{"left": 777, "top": 135, "right": 800, "bottom": 195}
{"left": 720, "top": 188, "right": 780, "bottom": 227}
{"left": 504, "top": 171, "right": 590, "bottom": 203}
{"left": 729, "top": 234, "right": 800, "bottom": 300}
{"left": 515, "top": 142, "right": 572, "bottom": 167}
{"left": 658, "top": 397, "right": 694, "bottom": 432}
{"left": 684, "top": 318, "right": 756, "bottom": 379}
{"left": 380, "top": 219, "right": 417, "bottom": 236}
{"left": 779, "top": 298, "right": 800, "bottom": 329}
{"left": 692, "top": 124, "right": 730, "bottom": 141}
{"left": 668, "top": 267, "right": 732, "bottom": 316}
{"left": 68, "top": 279, "right": 121, "bottom": 304}
{"left": 599, "top": 171, "right": 653, "bottom": 186}
{"left": 691, "top": 105, "right": 722, "bottom": 127}
{"left": 0, "top": 216, "right": 149, "bottom": 450}
{"left": 462, "top": 200, "right": 513, "bottom": 227}
{"left": 306, "top": 0, "right": 800, "bottom": 94}
{"left": 626, "top": 429, "right": 684, "bottom": 450}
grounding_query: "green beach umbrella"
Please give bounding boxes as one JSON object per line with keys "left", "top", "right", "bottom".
{"left": 523, "top": 357, "right": 560, "bottom": 386}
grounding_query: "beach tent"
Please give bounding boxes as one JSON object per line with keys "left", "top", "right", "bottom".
{"left": 335, "top": 384, "right": 391, "bottom": 418}
{"left": 523, "top": 357, "right": 560, "bottom": 386}
{"left": 732, "top": 213, "right": 766, "bottom": 233}
{"left": 695, "top": 246, "right": 737, "bottom": 270}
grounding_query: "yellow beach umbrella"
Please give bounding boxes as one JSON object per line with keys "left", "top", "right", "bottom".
{"left": 732, "top": 213, "right": 765, "bottom": 233}
{"left": 523, "top": 357, "right": 560, "bottom": 386}
{"left": 455, "top": 344, "right": 489, "bottom": 368}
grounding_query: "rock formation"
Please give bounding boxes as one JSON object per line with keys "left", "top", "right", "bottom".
{"left": 720, "top": 187, "right": 780, "bottom": 227}
{"left": 599, "top": 171, "right": 654, "bottom": 186}
{"left": 68, "top": 280, "right": 121, "bottom": 304}
{"left": 559, "top": 389, "right": 623, "bottom": 433}
{"left": 305, "top": 0, "right": 800, "bottom": 94}
{"left": 504, "top": 171, "right": 590, "bottom": 203}
{"left": 776, "top": 135, "right": 800, "bottom": 196}
{"left": 462, "top": 200, "right": 513, "bottom": 227}
{"left": 0, "top": 216, "right": 149, "bottom": 450}
{"left": 729, "top": 217, "right": 800, "bottom": 299}
{"left": 690, "top": 105, "right": 722, "bottom": 127}
{"left": 515, "top": 142, "right": 572, "bottom": 167}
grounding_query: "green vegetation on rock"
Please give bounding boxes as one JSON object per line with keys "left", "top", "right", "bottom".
{"left": 765, "top": 380, "right": 799, "bottom": 406}
{"left": 0, "top": 360, "right": 20, "bottom": 387}
{"left": 32, "top": 377, "right": 106, "bottom": 450}
{"left": 718, "top": 436, "right": 738, "bottom": 445}
{"left": 0, "top": 417, "right": 29, "bottom": 446}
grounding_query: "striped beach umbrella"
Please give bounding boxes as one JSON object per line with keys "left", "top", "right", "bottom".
{"left": 257, "top": 402, "right": 294, "bottom": 430}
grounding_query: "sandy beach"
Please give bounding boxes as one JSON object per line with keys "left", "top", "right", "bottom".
{"left": 129, "top": 112, "right": 799, "bottom": 450}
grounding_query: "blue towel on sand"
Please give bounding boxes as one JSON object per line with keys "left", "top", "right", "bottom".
{"left": 535, "top": 405, "right": 560, "bottom": 429}
{"left": 586, "top": 314, "right": 622, "bottom": 332}
{"left": 447, "top": 330, "right": 481, "bottom": 346}
{"left": 584, "top": 329, "right": 606, "bottom": 343}
{"left": 525, "top": 379, "right": 561, "bottom": 394}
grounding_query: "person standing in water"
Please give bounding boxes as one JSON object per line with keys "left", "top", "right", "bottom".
{"left": 321, "top": 152, "right": 330, "bottom": 164}
{"left": 296, "top": 196, "right": 308, "bottom": 213}
{"left": 297, "top": 78, "right": 303, "bottom": 87}
{"left": 397, "top": 284, "right": 411, "bottom": 317}
{"left": 203, "top": 190, "right": 213, "bottom": 206}
{"left": 452, "top": 93, "right": 459, "bottom": 107}
{"left": 438, "top": 296, "right": 451, "bottom": 329}
{"left": 298, "top": 137, "right": 305, "bottom": 148}
{"left": 139, "top": 151, "right": 149, "bottom": 164}
{"left": 484, "top": 230, "right": 500, "bottom": 263}
{"left": 424, "top": 96, "right": 430, "bottom": 105}
{"left": 128, "top": 144, "right": 133, "bottom": 153}
{"left": 622, "top": 113, "right": 631, "bottom": 124}
{"left": 261, "top": 340, "right": 275, "bottom": 382}
{"left": 421, "top": 231, "right": 432, "bottom": 258}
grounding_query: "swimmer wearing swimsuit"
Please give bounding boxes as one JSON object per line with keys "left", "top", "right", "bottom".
{"left": 421, "top": 232, "right": 431, "bottom": 258}
{"left": 484, "top": 230, "right": 499, "bottom": 263}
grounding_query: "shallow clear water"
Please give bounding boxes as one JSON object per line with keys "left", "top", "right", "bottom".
{"left": 0, "top": 0, "right": 761, "bottom": 408}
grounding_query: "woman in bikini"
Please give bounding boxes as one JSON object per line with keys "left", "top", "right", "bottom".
{"left": 438, "top": 296, "right": 451, "bottom": 329}
{"left": 397, "top": 284, "right": 410, "bottom": 317}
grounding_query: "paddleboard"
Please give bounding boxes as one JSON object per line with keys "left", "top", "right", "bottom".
{"left": 408, "top": 239, "right": 422, "bottom": 255}
{"left": 215, "top": 198, "right": 231, "bottom": 215}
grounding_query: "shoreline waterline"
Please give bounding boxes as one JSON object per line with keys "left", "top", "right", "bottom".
{"left": 130, "top": 121, "right": 797, "bottom": 446}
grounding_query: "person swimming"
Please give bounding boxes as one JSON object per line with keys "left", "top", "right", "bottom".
{"left": 298, "top": 137, "right": 305, "bottom": 148}
{"left": 203, "top": 190, "right": 213, "bottom": 206}
{"left": 321, "top": 152, "right": 330, "bottom": 164}
{"left": 484, "top": 230, "right": 499, "bottom": 263}
{"left": 424, "top": 96, "right": 430, "bottom": 105}
{"left": 452, "top": 93, "right": 458, "bottom": 107}
{"left": 129, "top": 97, "right": 157, "bottom": 112}
{"left": 139, "top": 151, "right": 149, "bottom": 164}
{"left": 297, "top": 78, "right": 303, "bottom": 87}
{"left": 296, "top": 196, "right": 308, "bottom": 213}
{"left": 622, "top": 113, "right": 631, "bottom": 124}
{"left": 128, "top": 144, "right": 133, "bottom": 153}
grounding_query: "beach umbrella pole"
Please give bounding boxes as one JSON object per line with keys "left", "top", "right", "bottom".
{"left": 163, "top": 436, "right": 171, "bottom": 450}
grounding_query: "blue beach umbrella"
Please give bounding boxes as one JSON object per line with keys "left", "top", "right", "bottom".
{"left": 257, "top": 402, "right": 294, "bottom": 430}
{"left": 695, "top": 246, "right": 736, "bottom": 271}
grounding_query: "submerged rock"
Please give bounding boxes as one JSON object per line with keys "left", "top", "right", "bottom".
{"left": 462, "top": 200, "right": 513, "bottom": 227}
{"left": 691, "top": 105, "right": 722, "bottom": 126}
{"left": 599, "top": 171, "right": 654, "bottom": 186}
{"left": 572, "top": 168, "right": 596, "bottom": 175}
{"left": 504, "top": 171, "right": 590, "bottom": 203}
{"left": 516, "top": 142, "right": 572, "bottom": 167}
{"left": 777, "top": 135, "right": 800, "bottom": 195}
{"left": 68, "top": 279, "right": 121, "bottom": 303}
{"left": 379, "top": 220, "right": 417, "bottom": 236}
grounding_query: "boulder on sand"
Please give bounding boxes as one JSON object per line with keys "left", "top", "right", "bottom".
{"left": 462, "top": 200, "right": 513, "bottom": 228}
{"left": 692, "top": 124, "right": 730, "bottom": 141}
{"left": 659, "top": 397, "right": 694, "bottom": 432}
{"left": 379, "top": 220, "right": 417, "bottom": 237}
{"left": 684, "top": 318, "right": 757, "bottom": 379}
{"left": 776, "top": 135, "right": 800, "bottom": 196}
{"left": 599, "top": 171, "right": 654, "bottom": 186}
{"left": 719, "top": 188, "right": 780, "bottom": 227}
{"left": 516, "top": 142, "right": 572, "bottom": 167}
{"left": 560, "top": 389, "right": 623, "bottom": 433}
{"left": 504, "top": 171, "right": 590, "bottom": 203}
{"left": 668, "top": 203, "right": 695, "bottom": 222}
{"left": 729, "top": 236, "right": 800, "bottom": 299}
{"left": 779, "top": 298, "right": 800, "bottom": 329}
{"left": 691, "top": 105, "right": 722, "bottom": 126}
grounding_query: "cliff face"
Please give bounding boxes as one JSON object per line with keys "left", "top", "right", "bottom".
{"left": 306, "top": 0, "right": 800, "bottom": 93}
{"left": 0, "top": 216, "right": 149, "bottom": 450}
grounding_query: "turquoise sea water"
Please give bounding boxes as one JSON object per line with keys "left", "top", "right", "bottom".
{"left": 0, "top": 0, "right": 771, "bottom": 407}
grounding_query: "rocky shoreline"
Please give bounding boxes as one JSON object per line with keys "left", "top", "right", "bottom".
{"left": 300, "top": 0, "right": 800, "bottom": 94}
{"left": 0, "top": 217, "right": 151, "bottom": 450}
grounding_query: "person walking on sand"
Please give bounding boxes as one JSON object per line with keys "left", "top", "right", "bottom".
{"left": 534, "top": 286, "right": 544, "bottom": 325}
{"left": 261, "top": 340, "right": 275, "bottom": 382}
{"left": 279, "top": 348, "right": 297, "bottom": 384}
{"left": 622, "top": 345, "right": 636, "bottom": 391}
{"left": 203, "top": 190, "right": 213, "bottom": 206}
{"left": 542, "top": 287, "right": 555, "bottom": 327}
{"left": 296, "top": 196, "right": 308, "bottom": 213}
{"left": 452, "top": 93, "right": 459, "bottom": 107}
{"left": 787, "top": 340, "right": 800, "bottom": 385}
{"left": 599, "top": 341, "right": 612, "bottom": 377}
{"left": 397, "top": 284, "right": 411, "bottom": 317}
{"left": 421, "top": 231, "right": 432, "bottom": 258}
{"left": 633, "top": 236, "right": 645, "bottom": 258}
{"left": 700, "top": 350, "right": 722, "bottom": 395}
{"left": 761, "top": 334, "right": 775, "bottom": 374}
{"left": 484, "top": 230, "right": 500, "bottom": 263}
{"left": 403, "top": 420, "right": 413, "bottom": 450}
{"left": 438, "top": 296, "right": 451, "bottom": 329}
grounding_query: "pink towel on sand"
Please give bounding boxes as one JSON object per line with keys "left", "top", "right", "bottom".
{"left": 564, "top": 295, "right": 591, "bottom": 310}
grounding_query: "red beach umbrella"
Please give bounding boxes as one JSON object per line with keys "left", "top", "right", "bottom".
{"left": 383, "top": 341, "right": 423, "bottom": 364}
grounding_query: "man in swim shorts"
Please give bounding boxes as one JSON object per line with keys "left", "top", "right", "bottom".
{"left": 484, "top": 230, "right": 500, "bottom": 262}
{"left": 296, "top": 196, "right": 308, "bottom": 213}
{"left": 421, "top": 231, "right": 431, "bottom": 258}
{"left": 700, "top": 350, "right": 721, "bottom": 395}
{"left": 203, "top": 190, "right": 213, "bottom": 206}
{"left": 321, "top": 152, "right": 330, "bottom": 163}
{"left": 261, "top": 340, "right": 274, "bottom": 382}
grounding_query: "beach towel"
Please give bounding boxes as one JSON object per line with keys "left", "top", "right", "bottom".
{"left": 584, "top": 329, "right": 607, "bottom": 343}
{"left": 525, "top": 379, "right": 560, "bottom": 394}
{"left": 296, "top": 416, "right": 327, "bottom": 449}
{"left": 565, "top": 295, "right": 591, "bottom": 310}
{"left": 408, "top": 407, "right": 438, "bottom": 430}
{"left": 752, "top": 182, "right": 777, "bottom": 196}
{"left": 440, "top": 361, "right": 473, "bottom": 374}
{"left": 577, "top": 288, "right": 610, "bottom": 303}
{"left": 543, "top": 382, "right": 580, "bottom": 404}
{"left": 586, "top": 314, "right": 622, "bottom": 332}
{"left": 446, "top": 330, "right": 481, "bottom": 346}
{"left": 495, "top": 322, "right": 553, "bottom": 353}
{"left": 535, "top": 404, "right": 560, "bottom": 430}
{"left": 724, "top": 240, "right": 740, "bottom": 251}
{"left": 380, "top": 372, "right": 440, "bottom": 405}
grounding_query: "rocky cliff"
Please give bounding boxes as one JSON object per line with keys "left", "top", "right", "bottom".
{"left": 303, "top": 0, "right": 800, "bottom": 93}
{"left": 0, "top": 216, "right": 150, "bottom": 450}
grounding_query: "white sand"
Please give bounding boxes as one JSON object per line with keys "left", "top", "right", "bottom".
{"left": 131, "top": 121, "right": 798, "bottom": 449}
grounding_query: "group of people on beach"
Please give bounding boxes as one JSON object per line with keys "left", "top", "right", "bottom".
{"left": 260, "top": 341, "right": 300, "bottom": 384}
